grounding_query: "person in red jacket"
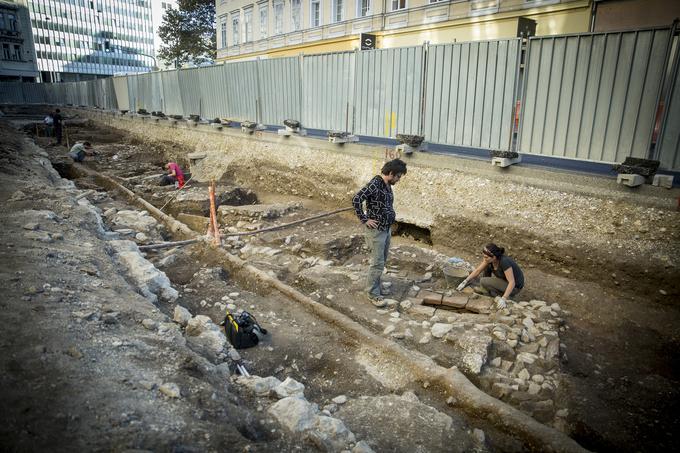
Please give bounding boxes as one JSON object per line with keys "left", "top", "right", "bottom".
{"left": 161, "top": 162, "right": 185, "bottom": 188}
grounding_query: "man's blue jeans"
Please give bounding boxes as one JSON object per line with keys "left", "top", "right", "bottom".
{"left": 365, "top": 227, "right": 391, "bottom": 297}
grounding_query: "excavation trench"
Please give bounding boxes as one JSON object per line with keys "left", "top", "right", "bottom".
{"left": 62, "top": 161, "right": 587, "bottom": 453}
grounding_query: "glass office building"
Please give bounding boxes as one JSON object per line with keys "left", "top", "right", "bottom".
{"left": 26, "top": 0, "right": 155, "bottom": 82}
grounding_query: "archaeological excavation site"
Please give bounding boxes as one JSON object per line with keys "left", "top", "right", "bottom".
{"left": 0, "top": 105, "right": 678, "bottom": 453}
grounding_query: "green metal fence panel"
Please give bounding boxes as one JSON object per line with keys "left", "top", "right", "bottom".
{"left": 355, "top": 46, "right": 424, "bottom": 137}
{"left": 519, "top": 28, "right": 672, "bottom": 163}
{"left": 302, "top": 51, "right": 355, "bottom": 131}
{"left": 424, "top": 39, "right": 520, "bottom": 150}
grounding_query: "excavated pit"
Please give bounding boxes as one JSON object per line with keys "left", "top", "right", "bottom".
{"left": 8, "top": 112, "right": 680, "bottom": 453}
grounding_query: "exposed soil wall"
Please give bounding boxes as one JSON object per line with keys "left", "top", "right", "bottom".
{"left": 80, "top": 112, "right": 680, "bottom": 302}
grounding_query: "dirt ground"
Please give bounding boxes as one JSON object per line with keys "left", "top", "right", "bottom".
{"left": 1, "top": 107, "right": 679, "bottom": 452}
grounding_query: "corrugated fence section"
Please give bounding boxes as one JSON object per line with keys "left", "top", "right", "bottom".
{"left": 221, "top": 61, "right": 258, "bottom": 121}
{"left": 656, "top": 37, "right": 680, "bottom": 170}
{"left": 258, "top": 56, "right": 301, "bottom": 125}
{"left": 3, "top": 28, "right": 680, "bottom": 171}
{"left": 302, "top": 51, "right": 355, "bottom": 131}
{"left": 424, "top": 39, "right": 520, "bottom": 151}
{"left": 355, "top": 46, "right": 424, "bottom": 137}
{"left": 519, "top": 28, "right": 672, "bottom": 163}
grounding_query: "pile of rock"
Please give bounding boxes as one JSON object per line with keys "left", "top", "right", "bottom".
{"left": 381, "top": 288, "right": 567, "bottom": 423}
{"left": 235, "top": 374, "right": 369, "bottom": 452}
{"left": 173, "top": 305, "right": 229, "bottom": 363}
{"left": 111, "top": 240, "right": 178, "bottom": 303}
{"left": 218, "top": 201, "right": 301, "bottom": 221}
{"left": 106, "top": 208, "right": 163, "bottom": 243}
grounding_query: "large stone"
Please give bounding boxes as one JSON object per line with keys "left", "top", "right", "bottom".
{"left": 244, "top": 376, "right": 283, "bottom": 396}
{"left": 465, "top": 297, "right": 494, "bottom": 314}
{"left": 407, "top": 305, "right": 436, "bottom": 318}
{"left": 431, "top": 323, "right": 454, "bottom": 338}
{"left": 273, "top": 377, "right": 306, "bottom": 399}
{"left": 419, "top": 290, "right": 443, "bottom": 305}
{"left": 111, "top": 240, "right": 178, "bottom": 302}
{"left": 185, "top": 315, "right": 214, "bottom": 336}
{"left": 306, "top": 415, "right": 356, "bottom": 452}
{"left": 451, "top": 331, "right": 493, "bottom": 374}
{"left": 186, "top": 329, "right": 227, "bottom": 359}
{"left": 268, "top": 396, "right": 317, "bottom": 432}
{"left": 441, "top": 294, "right": 468, "bottom": 309}
{"left": 112, "top": 210, "right": 158, "bottom": 233}
{"left": 159, "top": 383, "right": 181, "bottom": 398}
{"left": 173, "top": 305, "right": 192, "bottom": 326}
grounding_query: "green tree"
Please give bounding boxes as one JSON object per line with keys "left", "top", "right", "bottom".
{"left": 158, "top": 0, "right": 216, "bottom": 67}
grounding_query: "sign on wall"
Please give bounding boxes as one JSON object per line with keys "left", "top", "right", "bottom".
{"left": 360, "top": 33, "right": 376, "bottom": 51}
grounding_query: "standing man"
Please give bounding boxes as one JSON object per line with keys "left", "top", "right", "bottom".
{"left": 52, "top": 109, "right": 63, "bottom": 146}
{"left": 352, "top": 159, "right": 407, "bottom": 306}
{"left": 43, "top": 113, "right": 54, "bottom": 137}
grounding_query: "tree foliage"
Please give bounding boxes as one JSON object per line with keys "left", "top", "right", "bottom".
{"left": 158, "top": 0, "right": 216, "bottom": 67}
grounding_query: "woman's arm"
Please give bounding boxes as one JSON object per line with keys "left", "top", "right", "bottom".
{"left": 501, "top": 267, "right": 516, "bottom": 299}
{"left": 456, "top": 259, "right": 488, "bottom": 291}
{"left": 468, "top": 260, "right": 488, "bottom": 281}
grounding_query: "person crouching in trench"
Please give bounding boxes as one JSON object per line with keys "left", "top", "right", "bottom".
{"left": 160, "top": 162, "right": 185, "bottom": 189}
{"left": 68, "top": 141, "right": 95, "bottom": 162}
{"left": 456, "top": 243, "right": 525, "bottom": 310}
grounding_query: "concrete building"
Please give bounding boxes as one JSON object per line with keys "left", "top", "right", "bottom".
{"left": 216, "top": 0, "right": 593, "bottom": 62}
{"left": 0, "top": 0, "right": 38, "bottom": 82}
{"left": 24, "top": 0, "right": 156, "bottom": 82}
{"left": 150, "top": 0, "right": 176, "bottom": 69}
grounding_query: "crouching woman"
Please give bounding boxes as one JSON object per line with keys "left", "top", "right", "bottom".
{"left": 457, "top": 243, "right": 524, "bottom": 309}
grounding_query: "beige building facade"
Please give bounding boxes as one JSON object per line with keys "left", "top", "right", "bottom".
{"left": 216, "top": 0, "right": 593, "bottom": 61}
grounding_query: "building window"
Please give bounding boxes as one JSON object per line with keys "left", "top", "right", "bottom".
{"left": 232, "top": 15, "right": 240, "bottom": 45}
{"left": 273, "top": 0, "right": 283, "bottom": 35}
{"left": 310, "top": 0, "right": 321, "bottom": 27}
{"left": 333, "top": 0, "right": 344, "bottom": 22}
{"left": 2, "top": 44, "right": 9, "bottom": 60}
{"left": 429, "top": 0, "right": 446, "bottom": 3}
{"left": 358, "top": 0, "right": 371, "bottom": 16}
{"left": 291, "top": 0, "right": 301, "bottom": 31}
{"left": 244, "top": 8, "right": 253, "bottom": 42}
{"left": 220, "top": 17, "right": 227, "bottom": 47}
{"left": 13, "top": 45, "right": 21, "bottom": 60}
{"left": 391, "top": 0, "right": 406, "bottom": 11}
{"left": 259, "top": 4, "right": 268, "bottom": 39}
{"left": 8, "top": 13, "right": 17, "bottom": 31}
{"left": 0, "top": 13, "right": 4, "bottom": 30}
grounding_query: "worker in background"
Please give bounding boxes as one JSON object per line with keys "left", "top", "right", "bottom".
{"left": 52, "top": 108, "right": 63, "bottom": 146}
{"left": 68, "top": 141, "right": 95, "bottom": 162}
{"left": 352, "top": 159, "right": 407, "bottom": 307}
{"left": 160, "top": 162, "right": 185, "bottom": 188}
{"left": 456, "top": 243, "right": 525, "bottom": 310}
{"left": 43, "top": 113, "right": 54, "bottom": 137}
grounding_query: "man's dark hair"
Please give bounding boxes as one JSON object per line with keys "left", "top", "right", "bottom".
{"left": 83, "top": 141, "right": 91, "bottom": 147}
{"left": 381, "top": 159, "right": 407, "bottom": 176}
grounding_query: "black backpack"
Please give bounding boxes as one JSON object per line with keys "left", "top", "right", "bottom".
{"left": 222, "top": 311, "right": 267, "bottom": 349}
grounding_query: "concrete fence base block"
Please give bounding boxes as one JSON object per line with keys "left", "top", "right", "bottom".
{"left": 491, "top": 156, "right": 522, "bottom": 168}
{"left": 617, "top": 173, "right": 645, "bottom": 187}
{"left": 396, "top": 143, "right": 428, "bottom": 155}
{"left": 652, "top": 174, "right": 674, "bottom": 189}
{"left": 278, "top": 128, "right": 307, "bottom": 137}
{"left": 328, "top": 134, "right": 359, "bottom": 144}
{"left": 210, "top": 123, "right": 223, "bottom": 130}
